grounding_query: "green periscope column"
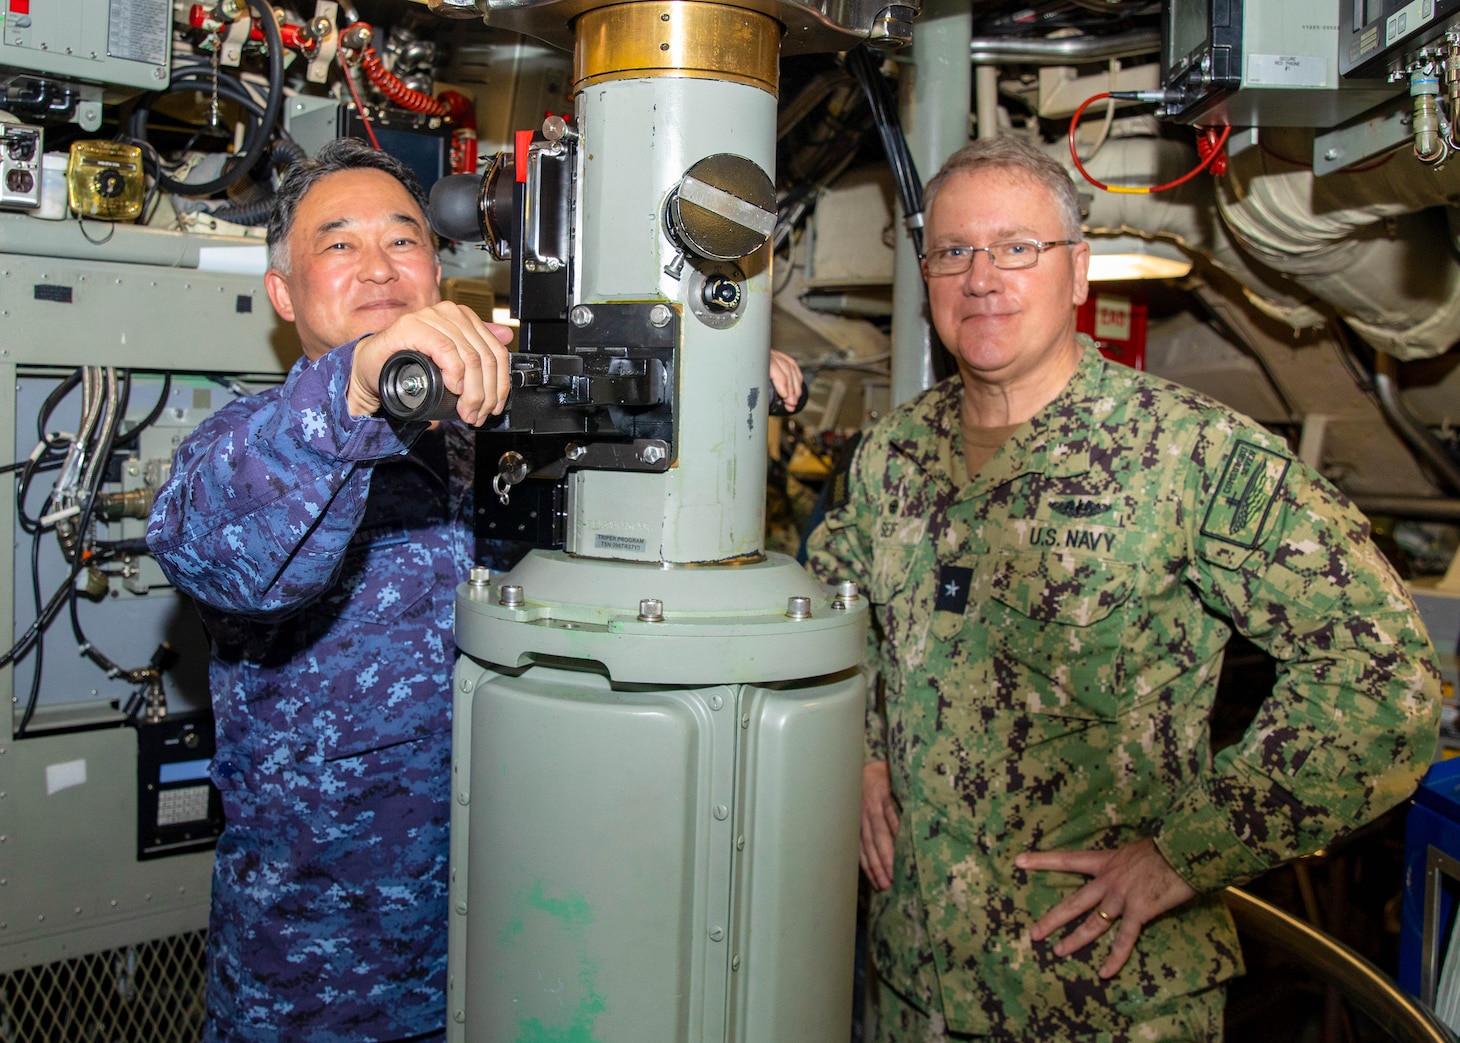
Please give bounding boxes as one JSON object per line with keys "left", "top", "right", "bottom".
{"left": 446, "top": 4, "right": 870, "bottom": 1042}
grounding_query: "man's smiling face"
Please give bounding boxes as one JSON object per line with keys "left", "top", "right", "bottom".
{"left": 265, "top": 167, "right": 442, "bottom": 361}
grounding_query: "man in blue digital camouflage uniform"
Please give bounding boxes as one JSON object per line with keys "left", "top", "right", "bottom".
{"left": 149, "top": 138, "right": 805, "bottom": 1043}
{"left": 807, "top": 136, "right": 1442, "bottom": 1041}
{"left": 147, "top": 139, "right": 516, "bottom": 1043}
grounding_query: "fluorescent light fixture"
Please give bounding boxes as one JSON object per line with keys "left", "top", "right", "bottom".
{"left": 1085, "top": 235, "right": 1193, "bottom": 282}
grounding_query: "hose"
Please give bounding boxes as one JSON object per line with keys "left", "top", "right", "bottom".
{"left": 211, "top": 138, "right": 307, "bottom": 225}
{"left": 845, "top": 44, "right": 924, "bottom": 257}
{"left": 129, "top": 1, "right": 285, "bottom": 197}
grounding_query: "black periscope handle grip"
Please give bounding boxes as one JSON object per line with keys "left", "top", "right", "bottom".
{"left": 768, "top": 371, "right": 812, "bottom": 417}
{"left": 378, "top": 350, "right": 459, "bottom": 422}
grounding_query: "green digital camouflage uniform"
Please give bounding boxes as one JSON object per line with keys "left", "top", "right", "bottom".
{"left": 807, "top": 343, "right": 1441, "bottom": 1039}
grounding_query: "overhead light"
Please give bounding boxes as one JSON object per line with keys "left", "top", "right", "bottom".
{"left": 1085, "top": 235, "right": 1193, "bottom": 282}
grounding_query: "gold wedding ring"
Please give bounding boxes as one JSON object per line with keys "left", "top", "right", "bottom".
{"left": 1095, "top": 909, "right": 1114, "bottom": 922}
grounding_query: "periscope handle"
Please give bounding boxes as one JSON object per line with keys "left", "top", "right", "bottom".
{"left": 378, "top": 350, "right": 459, "bottom": 422}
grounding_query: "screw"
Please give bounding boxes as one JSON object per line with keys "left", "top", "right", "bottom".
{"left": 565, "top": 443, "right": 587, "bottom": 461}
{"left": 641, "top": 444, "right": 666, "bottom": 465}
{"left": 499, "top": 585, "right": 525, "bottom": 608}
{"left": 639, "top": 598, "right": 664, "bottom": 622}
{"left": 469, "top": 566, "right": 492, "bottom": 587}
{"left": 570, "top": 305, "right": 594, "bottom": 327}
{"left": 648, "top": 303, "right": 673, "bottom": 327}
{"left": 786, "top": 596, "right": 812, "bottom": 619}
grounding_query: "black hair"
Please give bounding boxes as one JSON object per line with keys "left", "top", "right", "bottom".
{"left": 266, "top": 137, "right": 435, "bottom": 273}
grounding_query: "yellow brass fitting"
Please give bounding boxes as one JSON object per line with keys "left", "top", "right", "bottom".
{"left": 574, "top": 2, "right": 781, "bottom": 97}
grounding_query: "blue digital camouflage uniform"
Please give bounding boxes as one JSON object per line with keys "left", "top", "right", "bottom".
{"left": 147, "top": 343, "right": 475, "bottom": 1043}
{"left": 807, "top": 342, "right": 1441, "bottom": 1039}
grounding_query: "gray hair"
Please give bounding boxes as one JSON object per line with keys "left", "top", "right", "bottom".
{"left": 922, "top": 137, "right": 1084, "bottom": 243}
{"left": 266, "top": 137, "right": 435, "bottom": 274}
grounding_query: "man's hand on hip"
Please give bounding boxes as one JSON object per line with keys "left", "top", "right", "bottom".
{"left": 347, "top": 301, "right": 515, "bottom": 424}
{"left": 1017, "top": 836, "right": 1198, "bottom": 978}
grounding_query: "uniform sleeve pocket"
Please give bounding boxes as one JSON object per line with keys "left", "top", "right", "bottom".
{"left": 986, "top": 552, "right": 1135, "bottom": 720}
{"left": 320, "top": 527, "right": 436, "bottom": 627}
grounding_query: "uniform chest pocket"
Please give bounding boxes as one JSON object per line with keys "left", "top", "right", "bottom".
{"left": 869, "top": 534, "right": 923, "bottom": 606}
{"left": 985, "top": 551, "right": 1134, "bottom": 721}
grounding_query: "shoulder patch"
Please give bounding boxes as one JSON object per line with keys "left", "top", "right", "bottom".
{"left": 1201, "top": 440, "right": 1289, "bottom": 548}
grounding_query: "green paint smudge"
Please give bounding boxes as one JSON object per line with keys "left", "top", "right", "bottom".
{"left": 513, "top": 881, "right": 608, "bottom": 1043}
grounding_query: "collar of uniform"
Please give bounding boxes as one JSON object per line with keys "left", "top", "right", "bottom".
{"left": 964, "top": 337, "right": 1106, "bottom": 496}
{"left": 885, "top": 377, "right": 964, "bottom": 491}
{"left": 883, "top": 338, "right": 1108, "bottom": 492}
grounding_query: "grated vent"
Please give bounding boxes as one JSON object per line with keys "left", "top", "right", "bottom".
{"left": 0, "top": 930, "right": 205, "bottom": 1043}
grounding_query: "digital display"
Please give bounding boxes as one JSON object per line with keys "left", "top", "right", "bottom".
{"left": 1168, "top": 0, "right": 1209, "bottom": 68}
{"left": 158, "top": 758, "right": 211, "bottom": 784}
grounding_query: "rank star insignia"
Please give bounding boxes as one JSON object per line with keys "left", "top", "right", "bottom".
{"left": 935, "top": 565, "right": 973, "bottom": 613}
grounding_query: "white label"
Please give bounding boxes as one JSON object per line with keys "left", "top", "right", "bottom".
{"left": 108, "top": 0, "right": 169, "bottom": 66}
{"left": 595, "top": 533, "right": 648, "bottom": 553}
{"left": 1246, "top": 54, "right": 1328, "bottom": 87}
{"left": 1094, "top": 295, "right": 1132, "bottom": 342}
{"left": 46, "top": 759, "right": 87, "bottom": 795}
{"left": 197, "top": 245, "right": 268, "bottom": 275}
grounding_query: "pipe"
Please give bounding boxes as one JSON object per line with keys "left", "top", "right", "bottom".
{"left": 1352, "top": 497, "right": 1460, "bottom": 520}
{"left": 1075, "top": 132, "right": 1460, "bottom": 360}
{"left": 1075, "top": 136, "right": 1328, "bottom": 329}
{"left": 1216, "top": 126, "right": 1460, "bottom": 360}
{"left": 1224, "top": 887, "right": 1459, "bottom": 1043}
{"left": 975, "top": 64, "right": 998, "bottom": 140}
{"left": 890, "top": 0, "right": 970, "bottom": 406}
{"left": 1372, "top": 351, "right": 1460, "bottom": 494}
{"left": 968, "top": 30, "right": 1160, "bottom": 66}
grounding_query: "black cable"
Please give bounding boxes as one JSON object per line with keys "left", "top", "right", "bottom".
{"left": 127, "top": 2, "right": 284, "bottom": 198}
{"left": 68, "top": 372, "right": 163, "bottom": 688}
{"left": 8, "top": 370, "right": 128, "bottom": 698}
{"left": 17, "top": 370, "right": 83, "bottom": 535}
{"left": 16, "top": 529, "right": 47, "bottom": 736}
{"left": 212, "top": 138, "right": 308, "bottom": 225}
{"left": 844, "top": 45, "right": 924, "bottom": 257}
{"left": 115, "top": 374, "right": 172, "bottom": 451}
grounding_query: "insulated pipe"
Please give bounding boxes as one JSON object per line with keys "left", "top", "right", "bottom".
{"left": 975, "top": 63, "right": 998, "bottom": 139}
{"left": 1216, "top": 127, "right": 1460, "bottom": 360}
{"left": 1074, "top": 133, "right": 1460, "bottom": 360}
{"left": 1074, "top": 136, "right": 1327, "bottom": 328}
{"left": 969, "top": 29, "right": 1160, "bottom": 65}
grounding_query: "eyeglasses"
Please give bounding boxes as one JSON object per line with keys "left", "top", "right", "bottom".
{"left": 922, "top": 239, "right": 1077, "bottom": 276}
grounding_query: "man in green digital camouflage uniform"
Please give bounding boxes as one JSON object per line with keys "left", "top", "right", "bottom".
{"left": 806, "top": 136, "right": 1441, "bottom": 1041}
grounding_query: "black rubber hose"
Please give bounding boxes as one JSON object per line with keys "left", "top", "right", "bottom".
{"left": 130, "top": 3, "right": 285, "bottom": 198}
{"left": 845, "top": 44, "right": 924, "bottom": 257}
{"left": 212, "top": 138, "right": 307, "bottom": 225}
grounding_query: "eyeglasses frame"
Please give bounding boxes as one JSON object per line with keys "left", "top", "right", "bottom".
{"left": 921, "top": 238, "right": 1079, "bottom": 276}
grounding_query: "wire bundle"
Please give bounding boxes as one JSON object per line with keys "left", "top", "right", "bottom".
{"left": 844, "top": 45, "right": 925, "bottom": 257}
{"left": 4, "top": 370, "right": 172, "bottom": 736}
